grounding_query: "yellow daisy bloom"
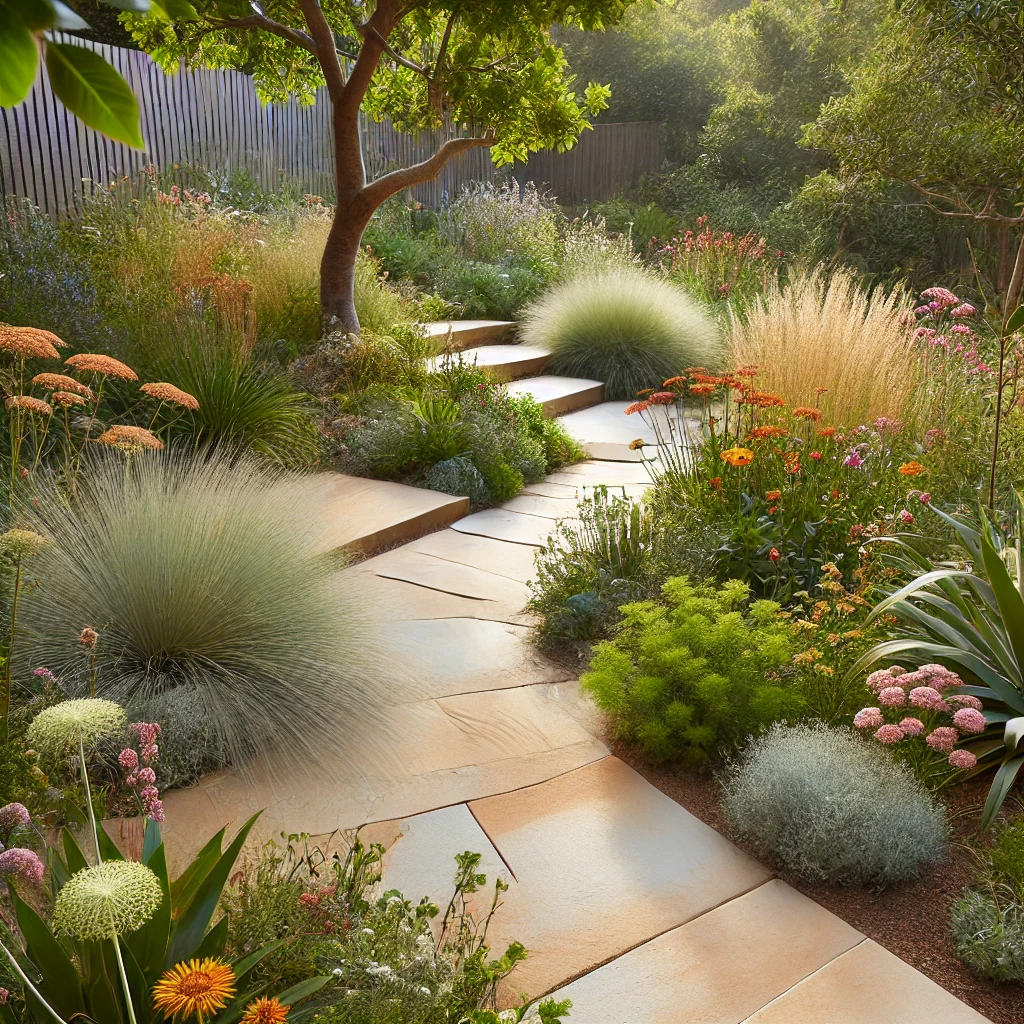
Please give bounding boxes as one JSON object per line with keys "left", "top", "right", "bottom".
{"left": 241, "top": 997, "right": 290, "bottom": 1024}
{"left": 720, "top": 446, "right": 755, "bottom": 467}
{"left": 152, "top": 958, "right": 236, "bottom": 1022}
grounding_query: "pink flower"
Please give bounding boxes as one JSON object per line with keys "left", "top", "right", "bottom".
{"left": 866, "top": 669, "right": 896, "bottom": 692}
{"left": 874, "top": 724, "right": 905, "bottom": 744}
{"left": 914, "top": 305, "right": 931, "bottom": 316}
{"left": 118, "top": 749, "right": 139, "bottom": 772}
{"left": 137, "top": 767, "right": 157, "bottom": 786}
{"left": 926, "top": 727, "right": 959, "bottom": 752}
{"left": 854, "top": 707, "right": 884, "bottom": 729}
{"left": 0, "top": 803, "right": 31, "bottom": 834}
{"left": 950, "top": 323, "right": 973, "bottom": 335}
{"left": 899, "top": 717, "right": 925, "bottom": 736}
{"left": 147, "top": 799, "right": 165, "bottom": 823}
{"left": 918, "top": 492, "right": 931, "bottom": 504}
{"left": 898, "top": 510, "right": 914, "bottom": 524}
{"left": 0, "top": 988, "right": 8, "bottom": 1004}
{"left": 952, "top": 708, "right": 987, "bottom": 734}
{"left": 921, "top": 287, "right": 960, "bottom": 306}
{"left": 0, "top": 848, "right": 44, "bottom": 884}
{"left": 950, "top": 303, "right": 977, "bottom": 318}
{"left": 948, "top": 694, "right": 983, "bottom": 711}
{"left": 948, "top": 749, "right": 978, "bottom": 770}
{"left": 844, "top": 451, "right": 864, "bottom": 468}
{"left": 909, "top": 686, "right": 944, "bottom": 708}
{"left": 878, "top": 686, "right": 907, "bottom": 706}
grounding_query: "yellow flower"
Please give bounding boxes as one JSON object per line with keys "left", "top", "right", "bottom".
{"left": 241, "top": 997, "right": 290, "bottom": 1024}
{"left": 152, "top": 958, "right": 236, "bottom": 1022}
{"left": 898, "top": 461, "right": 926, "bottom": 476}
{"left": 628, "top": 438, "right": 646, "bottom": 451}
{"left": 720, "top": 446, "right": 754, "bottom": 467}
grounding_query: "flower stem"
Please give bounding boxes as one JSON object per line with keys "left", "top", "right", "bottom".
{"left": 112, "top": 930, "right": 138, "bottom": 1024}
{"left": 1, "top": 556, "right": 22, "bottom": 743}
{"left": 0, "top": 937, "right": 68, "bottom": 1024}
{"left": 79, "top": 734, "right": 102, "bottom": 865}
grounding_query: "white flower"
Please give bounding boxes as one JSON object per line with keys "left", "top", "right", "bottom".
{"left": 361, "top": 927, "right": 375, "bottom": 936}
{"left": 419, "top": 986, "right": 431, "bottom": 996}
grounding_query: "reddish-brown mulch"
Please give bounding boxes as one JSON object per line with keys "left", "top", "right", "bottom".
{"left": 614, "top": 741, "right": 1024, "bottom": 1024}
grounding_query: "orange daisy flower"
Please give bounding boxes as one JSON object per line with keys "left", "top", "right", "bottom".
{"left": 898, "top": 461, "right": 926, "bottom": 476}
{"left": 241, "top": 997, "right": 289, "bottom": 1024}
{"left": 624, "top": 401, "right": 650, "bottom": 416}
{"left": 152, "top": 958, "right": 236, "bottom": 1022}
{"left": 721, "top": 447, "right": 755, "bottom": 467}
{"left": 792, "top": 406, "right": 823, "bottom": 421}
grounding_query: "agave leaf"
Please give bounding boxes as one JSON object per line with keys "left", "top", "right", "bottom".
{"left": 864, "top": 569, "right": 980, "bottom": 626}
{"left": 981, "top": 755, "right": 1024, "bottom": 830}
{"left": 12, "top": 891, "right": 86, "bottom": 1018}
{"left": 1005, "top": 717, "right": 1024, "bottom": 754}
{"left": 979, "top": 529, "right": 1024, "bottom": 681}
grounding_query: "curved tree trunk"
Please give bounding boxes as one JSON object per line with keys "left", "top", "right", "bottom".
{"left": 320, "top": 203, "right": 367, "bottom": 336}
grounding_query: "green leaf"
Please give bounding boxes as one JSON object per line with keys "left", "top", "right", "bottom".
{"left": 50, "top": 0, "right": 90, "bottom": 30}
{"left": 0, "top": 13, "right": 39, "bottom": 107}
{"left": 192, "top": 914, "right": 229, "bottom": 960}
{"left": 12, "top": 890, "right": 86, "bottom": 1019}
{"left": 1006, "top": 304, "right": 1024, "bottom": 335}
{"left": 273, "top": 976, "right": 332, "bottom": 1006}
{"left": 979, "top": 528, "right": 1024, "bottom": 681}
{"left": 166, "top": 812, "right": 261, "bottom": 966}
{"left": 982, "top": 754, "right": 1024, "bottom": 829}
{"left": 127, "top": 841, "right": 171, "bottom": 984}
{"left": 45, "top": 41, "right": 144, "bottom": 148}
{"left": 231, "top": 937, "right": 286, "bottom": 984}
{"left": 170, "top": 826, "right": 226, "bottom": 907}
{"left": 99, "top": 822, "right": 126, "bottom": 861}
{"left": 1005, "top": 717, "right": 1024, "bottom": 753}
{"left": 62, "top": 827, "right": 90, "bottom": 874}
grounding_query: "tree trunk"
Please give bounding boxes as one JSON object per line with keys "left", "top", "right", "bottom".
{"left": 320, "top": 204, "right": 367, "bottom": 336}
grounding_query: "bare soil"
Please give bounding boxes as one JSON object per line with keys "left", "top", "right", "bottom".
{"left": 614, "top": 741, "right": 1024, "bottom": 1024}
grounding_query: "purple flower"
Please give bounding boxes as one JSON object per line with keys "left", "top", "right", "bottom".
{"left": 0, "top": 803, "right": 31, "bottom": 834}
{"left": 948, "top": 749, "right": 978, "bottom": 770}
{"left": 0, "top": 848, "right": 44, "bottom": 884}
{"left": 844, "top": 451, "right": 863, "bottom": 469}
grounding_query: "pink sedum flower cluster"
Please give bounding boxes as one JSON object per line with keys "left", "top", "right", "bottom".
{"left": 119, "top": 721, "right": 164, "bottom": 822}
{"left": 855, "top": 664, "right": 982, "bottom": 770}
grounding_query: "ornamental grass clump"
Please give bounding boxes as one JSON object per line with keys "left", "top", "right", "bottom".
{"left": 519, "top": 267, "right": 722, "bottom": 400}
{"left": 730, "top": 268, "right": 917, "bottom": 426}
{"left": 19, "top": 452, "right": 389, "bottom": 772}
{"left": 722, "top": 722, "right": 948, "bottom": 885}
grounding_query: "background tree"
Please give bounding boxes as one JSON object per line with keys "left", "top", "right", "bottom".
{"left": 806, "top": 0, "right": 1024, "bottom": 304}
{"left": 127, "top": 1, "right": 631, "bottom": 334}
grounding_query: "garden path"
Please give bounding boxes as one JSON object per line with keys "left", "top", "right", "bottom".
{"left": 158, "top": 392, "right": 991, "bottom": 1023}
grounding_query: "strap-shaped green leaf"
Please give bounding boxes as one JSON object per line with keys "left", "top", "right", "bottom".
{"left": 170, "top": 825, "right": 226, "bottom": 907}
{"left": 12, "top": 890, "right": 86, "bottom": 1018}
{"left": 1006, "top": 304, "right": 1024, "bottom": 335}
{"left": 166, "top": 812, "right": 261, "bottom": 966}
{"left": 982, "top": 754, "right": 1024, "bottom": 829}
{"left": 127, "top": 841, "right": 171, "bottom": 984}
{"left": 45, "top": 41, "right": 144, "bottom": 148}
{"left": 979, "top": 528, "right": 1024, "bottom": 679}
{"left": 0, "top": 12, "right": 39, "bottom": 107}
{"left": 192, "top": 914, "right": 229, "bottom": 960}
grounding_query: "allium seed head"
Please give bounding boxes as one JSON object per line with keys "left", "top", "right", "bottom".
{"left": 27, "top": 698, "right": 126, "bottom": 755}
{"left": 53, "top": 860, "right": 162, "bottom": 940}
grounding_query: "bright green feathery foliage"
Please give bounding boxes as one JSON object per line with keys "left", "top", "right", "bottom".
{"left": 124, "top": 1, "right": 634, "bottom": 166}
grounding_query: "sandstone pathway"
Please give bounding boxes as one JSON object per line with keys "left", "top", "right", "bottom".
{"left": 161, "top": 385, "right": 990, "bottom": 1023}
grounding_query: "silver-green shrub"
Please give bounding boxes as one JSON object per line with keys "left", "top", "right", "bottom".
{"left": 951, "top": 889, "right": 1024, "bottom": 982}
{"left": 722, "top": 722, "right": 948, "bottom": 884}
{"left": 426, "top": 456, "right": 491, "bottom": 509}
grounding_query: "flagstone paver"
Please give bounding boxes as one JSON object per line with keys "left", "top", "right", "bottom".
{"left": 302, "top": 472, "right": 470, "bottom": 555}
{"left": 451, "top": 507, "right": 569, "bottom": 546}
{"left": 558, "top": 400, "right": 696, "bottom": 462}
{"left": 506, "top": 375, "right": 605, "bottom": 416}
{"left": 469, "top": 756, "right": 773, "bottom": 999}
{"left": 427, "top": 343, "right": 552, "bottom": 381}
{"left": 403, "top": 528, "right": 541, "bottom": 583}
{"left": 742, "top": 938, "right": 991, "bottom": 1023}
{"left": 547, "top": 880, "right": 862, "bottom": 1024}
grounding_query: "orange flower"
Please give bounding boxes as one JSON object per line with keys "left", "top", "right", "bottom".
{"left": 65, "top": 353, "right": 138, "bottom": 381}
{"left": 765, "top": 490, "right": 782, "bottom": 501}
{"left": 31, "top": 373, "right": 92, "bottom": 397}
{"left": 662, "top": 376, "right": 687, "bottom": 387}
{"left": 636, "top": 388, "right": 656, "bottom": 397}
{"left": 0, "top": 324, "right": 63, "bottom": 360}
{"left": 734, "top": 365, "right": 759, "bottom": 378}
{"left": 95, "top": 424, "right": 164, "bottom": 451}
{"left": 768, "top": 548, "right": 781, "bottom": 562}
{"left": 818, "top": 427, "right": 836, "bottom": 438}
{"left": 898, "top": 461, "right": 926, "bottom": 476}
{"left": 648, "top": 391, "right": 676, "bottom": 405}
{"left": 5, "top": 395, "right": 52, "bottom": 415}
{"left": 815, "top": 387, "right": 829, "bottom": 395}
{"left": 721, "top": 447, "right": 755, "bottom": 467}
{"left": 51, "top": 391, "right": 86, "bottom": 407}
{"left": 746, "top": 424, "right": 787, "bottom": 441}
{"left": 689, "top": 383, "right": 717, "bottom": 396}
{"left": 152, "top": 958, "right": 236, "bottom": 1021}
{"left": 241, "top": 997, "right": 289, "bottom": 1024}
{"left": 624, "top": 401, "right": 650, "bottom": 416}
{"left": 141, "top": 382, "right": 200, "bottom": 411}
{"left": 792, "top": 406, "right": 822, "bottom": 421}
{"left": 709, "top": 476, "right": 723, "bottom": 489}
{"left": 628, "top": 438, "right": 647, "bottom": 450}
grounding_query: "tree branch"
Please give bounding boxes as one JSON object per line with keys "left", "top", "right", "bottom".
{"left": 210, "top": 14, "right": 318, "bottom": 56}
{"left": 358, "top": 134, "right": 494, "bottom": 213}
{"left": 342, "top": 1, "right": 401, "bottom": 115}
{"left": 903, "top": 179, "right": 1024, "bottom": 225}
{"left": 297, "top": 0, "right": 346, "bottom": 99}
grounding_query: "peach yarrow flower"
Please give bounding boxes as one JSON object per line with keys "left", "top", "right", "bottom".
{"left": 5, "top": 395, "right": 52, "bottom": 415}
{"left": 95, "top": 425, "right": 164, "bottom": 451}
{"left": 31, "top": 373, "right": 94, "bottom": 398}
{"left": 0, "top": 324, "right": 65, "bottom": 360}
{"left": 140, "top": 382, "right": 200, "bottom": 410}
{"left": 51, "top": 391, "right": 86, "bottom": 407}
{"left": 65, "top": 353, "right": 138, "bottom": 381}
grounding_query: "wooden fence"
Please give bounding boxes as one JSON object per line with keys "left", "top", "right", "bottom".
{"left": 0, "top": 35, "right": 663, "bottom": 216}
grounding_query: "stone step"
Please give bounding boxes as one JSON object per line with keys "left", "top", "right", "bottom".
{"left": 559, "top": 400, "right": 699, "bottom": 462}
{"left": 505, "top": 375, "right": 605, "bottom": 417}
{"left": 423, "top": 319, "right": 516, "bottom": 350}
{"left": 426, "top": 343, "right": 552, "bottom": 382}
{"left": 298, "top": 472, "right": 470, "bottom": 557}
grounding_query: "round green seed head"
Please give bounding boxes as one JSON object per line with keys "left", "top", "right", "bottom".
{"left": 26, "top": 699, "right": 126, "bottom": 756}
{"left": 0, "top": 529, "right": 50, "bottom": 559}
{"left": 53, "top": 860, "right": 163, "bottom": 941}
